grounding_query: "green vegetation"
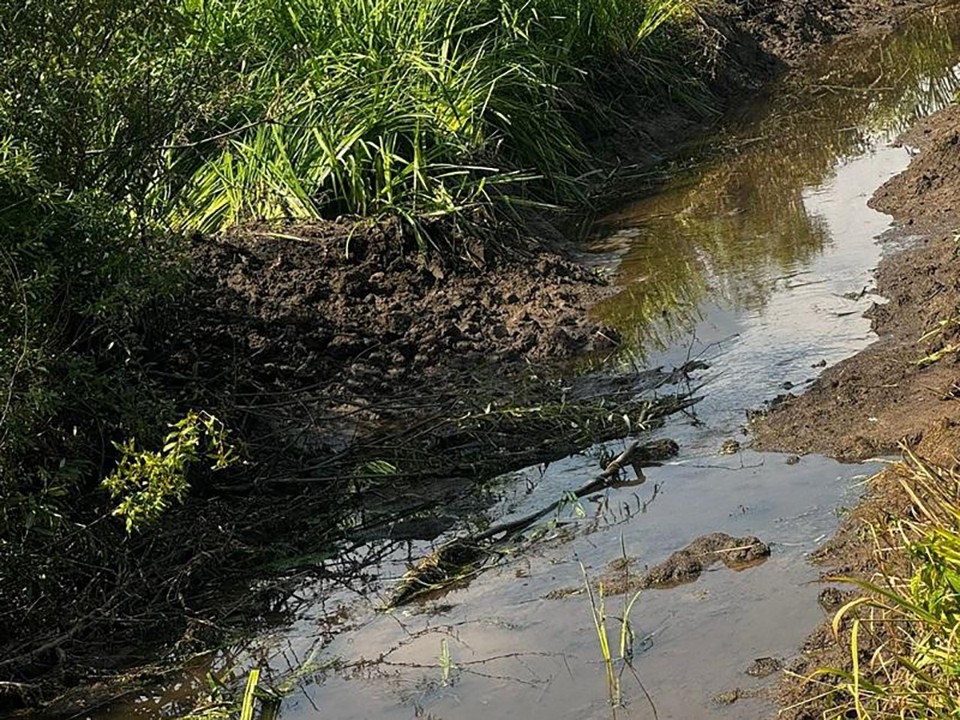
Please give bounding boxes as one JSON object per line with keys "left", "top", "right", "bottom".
{"left": 816, "top": 450, "right": 960, "bottom": 718}
{"left": 172, "top": 0, "right": 706, "bottom": 232}
{"left": 103, "top": 411, "right": 237, "bottom": 532}
{"left": 581, "top": 559, "right": 654, "bottom": 716}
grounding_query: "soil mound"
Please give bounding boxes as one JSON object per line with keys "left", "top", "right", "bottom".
{"left": 168, "top": 221, "right": 617, "bottom": 403}
{"left": 735, "top": 0, "right": 924, "bottom": 61}
{"left": 872, "top": 104, "right": 960, "bottom": 226}
{"left": 597, "top": 532, "right": 771, "bottom": 595}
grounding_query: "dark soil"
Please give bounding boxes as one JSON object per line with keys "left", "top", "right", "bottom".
{"left": 746, "top": 656, "right": 784, "bottom": 678}
{"left": 731, "top": 0, "right": 929, "bottom": 62}
{"left": 173, "top": 221, "right": 617, "bottom": 403}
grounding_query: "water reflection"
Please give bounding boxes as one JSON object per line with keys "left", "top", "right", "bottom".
{"left": 593, "top": 3, "right": 960, "bottom": 355}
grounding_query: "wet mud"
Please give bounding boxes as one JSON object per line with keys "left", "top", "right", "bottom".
{"left": 597, "top": 533, "right": 771, "bottom": 594}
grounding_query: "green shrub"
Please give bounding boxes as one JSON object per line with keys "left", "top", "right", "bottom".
{"left": 0, "top": 140, "right": 177, "bottom": 539}
{"left": 103, "top": 412, "right": 238, "bottom": 532}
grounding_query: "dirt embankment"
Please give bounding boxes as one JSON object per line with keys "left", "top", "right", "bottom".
{"left": 733, "top": 0, "right": 929, "bottom": 61}
{"left": 754, "top": 104, "right": 960, "bottom": 460}
{"left": 167, "top": 222, "right": 617, "bottom": 407}
{"left": 754, "top": 104, "right": 960, "bottom": 717}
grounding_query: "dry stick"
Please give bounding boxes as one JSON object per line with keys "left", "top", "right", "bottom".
{"left": 471, "top": 441, "right": 643, "bottom": 543}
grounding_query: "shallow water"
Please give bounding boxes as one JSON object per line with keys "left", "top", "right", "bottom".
{"left": 95, "top": 4, "right": 960, "bottom": 720}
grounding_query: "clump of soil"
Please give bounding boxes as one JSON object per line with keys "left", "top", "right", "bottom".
{"left": 753, "top": 105, "right": 960, "bottom": 460}
{"left": 746, "top": 656, "right": 783, "bottom": 678}
{"left": 732, "top": 0, "right": 927, "bottom": 62}
{"left": 639, "top": 532, "right": 770, "bottom": 588}
{"left": 598, "top": 532, "right": 770, "bottom": 594}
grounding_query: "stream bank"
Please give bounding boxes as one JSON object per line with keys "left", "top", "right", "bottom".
{"left": 755, "top": 102, "right": 960, "bottom": 718}
{"left": 71, "top": 4, "right": 960, "bottom": 720}
{"left": 755, "top": 104, "right": 960, "bottom": 461}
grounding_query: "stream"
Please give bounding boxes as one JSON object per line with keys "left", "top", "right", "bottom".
{"left": 96, "top": 4, "right": 960, "bottom": 719}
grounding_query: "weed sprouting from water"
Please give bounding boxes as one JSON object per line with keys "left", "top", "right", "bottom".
{"left": 439, "top": 638, "right": 455, "bottom": 686}
{"left": 183, "top": 668, "right": 282, "bottom": 720}
{"left": 580, "top": 553, "right": 658, "bottom": 718}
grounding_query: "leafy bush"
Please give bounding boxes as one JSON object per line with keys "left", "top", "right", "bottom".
{"left": 0, "top": 140, "right": 175, "bottom": 537}
{"left": 103, "top": 412, "right": 238, "bottom": 532}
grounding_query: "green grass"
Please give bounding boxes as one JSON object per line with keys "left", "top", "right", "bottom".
{"left": 168, "top": 0, "right": 706, "bottom": 233}
{"left": 814, "top": 448, "right": 960, "bottom": 718}
{"left": 581, "top": 556, "right": 656, "bottom": 717}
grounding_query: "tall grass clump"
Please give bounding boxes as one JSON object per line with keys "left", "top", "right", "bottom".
{"left": 818, "top": 448, "right": 960, "bottom": 718}
{"left": 170, "top": 0, "right": 705, "bottom": 232}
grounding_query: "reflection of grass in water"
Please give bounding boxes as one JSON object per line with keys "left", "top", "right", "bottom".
{"left": 592, "top": 230, "right": 707, "bottom": 356}
{"left": 593, "top": 6, "right": 960, "bottom": 358}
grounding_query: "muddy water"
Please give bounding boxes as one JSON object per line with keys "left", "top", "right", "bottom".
{"left": 98, "top": 5, "right": 960, "bottom": 720}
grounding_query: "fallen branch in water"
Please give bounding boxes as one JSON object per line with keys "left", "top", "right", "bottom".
{"left": 384, "top": 438, "right": 678, "bottom": 608}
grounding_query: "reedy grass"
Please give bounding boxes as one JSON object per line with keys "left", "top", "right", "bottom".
{"left": 812, "top": 447, "right": 960, "bottom": 718}
{"left": 168, "top": 0, "right": 706, "bottom": 234}
{"left": 581, "top": 555, "right": 657, "bottom": 718}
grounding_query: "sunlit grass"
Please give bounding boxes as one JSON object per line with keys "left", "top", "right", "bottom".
{"left": 581, "top": 553, "right": 657, "bottom": 718}
{"left": 168, "top": 0, "right": 706, "bottom": 233}
{"left": 814, "top": 447, "right": 960, "bottom": 718}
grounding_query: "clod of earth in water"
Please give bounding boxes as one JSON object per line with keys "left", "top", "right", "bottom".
{"left": 745, "top": 656, "right": 783, "bottom": 678}
{"left": 712, "top": 687, "right": 768, "bottom": 705}
{"left": 719, "top": 438, "right": 741, "bottom": 454}
{"left": 641, "top": 532, "right": 770, "bottom": 588}
{"left": 597, "top": 532, "right": 771, "bottom": 595}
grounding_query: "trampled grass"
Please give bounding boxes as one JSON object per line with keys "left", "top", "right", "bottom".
{"left": 169, "top": 0, "right": 707, "bottom": 233}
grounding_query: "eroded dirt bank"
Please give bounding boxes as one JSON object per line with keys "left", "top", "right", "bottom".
{"left": 753, "top": 103, "right": 960, "bottom": 717}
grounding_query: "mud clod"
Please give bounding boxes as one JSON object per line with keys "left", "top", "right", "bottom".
{"left": 746, "top": 656, "right": 783, "bottom": 678}
{"left": 599, "top": 532, "right": 771, "bottom": 594}
{"left": 719, "top": 438, "right": 742, "bottom": 455}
